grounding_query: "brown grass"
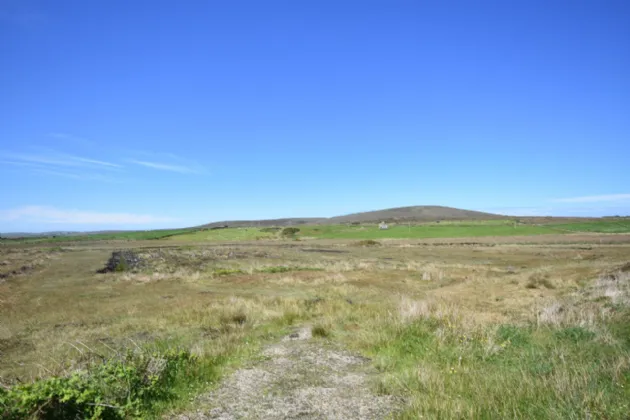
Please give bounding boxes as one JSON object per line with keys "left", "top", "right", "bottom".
{"left": 1, "top": 237, "right": 629, "bottom": 417}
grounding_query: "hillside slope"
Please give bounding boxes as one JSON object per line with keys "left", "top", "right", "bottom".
{"left": 200, "top": 218, "right": 327, "bottom": 228}
{"left": 200, "top": 206, "right": 505, "bottom": 228}
{"left": 327, "top": 205, "right": 505, "bottom": 224}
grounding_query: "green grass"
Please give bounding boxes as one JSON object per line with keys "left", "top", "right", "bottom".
{"left": 256, "top": 266, "right": 323, "bottom": 274}
{"left": 161, "top": 219, "right": 630, "bottom": 242}
{"left": 2, "top": 238, "right": 629, "bottom": 418}
{"left": 3, "top": 218, "right": 628, "bottom": 246}
{"left": 0, "top": 228, "right": 197, "bottom": 244}
{"left": 298, "top": 222, "right": 554, "bottom": 239}
{"left": 365, "top": 313, "right": 630, "bottom": 418}
{"left": 167, "top": 228, "right": 274, "bottom": 242}
{"left": 549, "top": 219, "right": 630, "bottom": 233}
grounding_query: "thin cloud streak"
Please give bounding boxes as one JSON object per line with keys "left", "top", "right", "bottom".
{"left": 71, "top": 156, "right": 120, "bottom": 167}
{"left": 128, "top": 159, "right": 205, "bottom": 174}
{"left": 0, "top": 206, "right": 176, "bottom": 225}
{"left": 2, "top": 152, "right": 121, "bottom": 169}
{"left": 551, "top": 194, "right": 630, "bottom": 203}
{"left": 1, "top": 160, "right": 118, "bottom": 182}
{"left": 30, "top": 168, "right": 118, "bottom": 182}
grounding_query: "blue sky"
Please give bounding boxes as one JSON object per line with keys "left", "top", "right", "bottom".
{"left": 1, "top": 0, "right": 629, "bottom": 232}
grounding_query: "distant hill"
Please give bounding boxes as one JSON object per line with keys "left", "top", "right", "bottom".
{"left": 0, "top": 206, "right": 528, "bottom": 237}
{"left": 199, "top": 206, "right": 505, "bottom": 228}
{"left": 327, "top": 206, "right": 506, "bottom": 224}
{"left": 0, "top": 231, "right": 80, "bottom": 238}
{"left": 200, "top": 218, "right": 327, "bottom": 228}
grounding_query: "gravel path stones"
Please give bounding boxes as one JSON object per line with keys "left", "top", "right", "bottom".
{"left": 176, "top": 327, "right": 399, "bottom": 420}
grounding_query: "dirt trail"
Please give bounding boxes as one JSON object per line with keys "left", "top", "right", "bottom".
{"left": 177, "top": 327, "right": 399, "bottom": 419}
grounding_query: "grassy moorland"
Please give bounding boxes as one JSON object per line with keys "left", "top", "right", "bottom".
{"left": 166, "top": 227, "right": 275, "bottom": 242}
{"left": 0, "top": 228, "right": 197, "bottom": 244}
{"left": 548, "top": 219, "right": 630, "bottom": 233}
{"left": 3, "top": 218, "right": 630, "bottom": 246}
{"left": 165, "top": 219, "right": 630, "bottom": 242}
{"left": 295, "top": 221, "right": 553, "bottom": 239}
{"left": 1, "top": 234, "right": 629, "bottom": 418}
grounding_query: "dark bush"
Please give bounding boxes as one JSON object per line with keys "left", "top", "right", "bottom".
{"left": 0, "top": 350, "right": 196, "bottom": 419}
{"left": 356, "top": 239, "right": 381, "bottom": 247}
{"left": 312, "top": 324, "right": 330, "bottom": 338}
{"left": 281, "top": 227, "right": 300, "bottom": 237}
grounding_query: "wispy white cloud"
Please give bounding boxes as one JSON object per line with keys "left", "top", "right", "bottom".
{"left": 1, "top": 159, "right": 120, "bottom": 182}
{"left": 3, "top": 147, "right": 206, "bottom": 181}
{"left": 1, "top": 150, "right": 123, "bottom": 182}
{"left": 70, "top": 156, "right": 120, "bottom": 168}
{"left": 127, "top": 159, "right": 206, "bottom": 174}
{"left": 551, "top": 194, "right": 630, "bottom": 203}
{"left": 31, "top": 168, "right": 119, "bottom": 182}
{"left": 0, "top": 206, "right": 176, "bottom": 225}
{"left": 2, "top": 152, "right": 121, "bottom": 169}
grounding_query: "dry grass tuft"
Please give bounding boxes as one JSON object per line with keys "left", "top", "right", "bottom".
{"left": 526, "top": 270, "right": 555, "bottom": 289}
{"left": 311, "top": 324, "right": 331, "bottom": 338}
{"left": 2, "top": 239, "right": 630, "bottom": 418}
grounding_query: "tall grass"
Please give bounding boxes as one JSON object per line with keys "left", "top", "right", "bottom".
{"left": 2, "top": 242, "right": 629, "bottom": 418}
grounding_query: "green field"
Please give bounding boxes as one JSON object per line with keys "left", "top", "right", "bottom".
{"left": 0, "top": 228, "right": 196, "bottom": 244}
{"left": 3, "top": 219, "right": 630, "bottom": 245}
{"left": 296, "top": 222, "right": 553, "bottom": 239}
{"left": 167, "top": 227, "right": 274, "bottom": 241}
{"left": 165, "top": 219, "right": 630, "bottom": 242}
{"left": 548, "top": 219, "right": 630, "bottom": 233}
{"left": 2, "top": 234, "right": 629, "bottom": 418}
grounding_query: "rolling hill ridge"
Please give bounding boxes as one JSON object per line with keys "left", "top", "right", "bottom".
{"left": 201, "top": 206, "right": 505, "bottom": 228}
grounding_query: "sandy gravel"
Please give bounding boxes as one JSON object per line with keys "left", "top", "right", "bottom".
{"left": 176, "top": 327, "right": 399, "bottom": 420}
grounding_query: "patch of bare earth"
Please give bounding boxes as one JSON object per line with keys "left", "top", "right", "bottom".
{"left": 176, "top": 327, "right": 399, "bottom": 419}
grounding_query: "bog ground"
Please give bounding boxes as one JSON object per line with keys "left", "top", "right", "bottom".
{"left": 1, "top": 225, "right": 629, "bottom": 418}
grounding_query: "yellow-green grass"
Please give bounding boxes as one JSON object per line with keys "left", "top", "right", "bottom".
{"left": 1, "top": 239, "right": 629, "bottom": 418}
{"left": 166, "top": 227, "right": 274, "bottom": 242}
{"left": 297, "top": 222, "right": 555, "bottom": 239}
{"left": 168, "top": 219, "right": 630, "bottom": 242}
{"left": 0, "top": 228, "right": 197, "bottom": 244}
{"left": 4, "top": 218, "right": 629, "bottom": 247}
{"left": 548, "top": 219, "right": 630, "bottom": 233}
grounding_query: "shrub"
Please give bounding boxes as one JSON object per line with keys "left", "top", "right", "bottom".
{"left": 281, "top": 227, "right": 300, "bottom": 237}
{"left": 526, "top": 272, "right": 555, "bottom": 289}
{"left": 554, "top": 327, "right": 595, "bottom": 343}
{"left": 0, "top": 350, "right": 195, "bottom": 419}
{"left": 356, "top": 239, "right": 381, "bottom": 247}
{"left": 230, "top": 312, "right": 247, "bottom": 325}
{"left": 258, "top": 266, "right": 292, "bottom": 274}
{"left": 496, "top": 324, "right": 531, "bottom": 347}
{"left": 311, "top": 324, "right": 330, "bottom": 338}
{"left": 115, "top": 257, "right": 129, "bottom": 272}
{"left": 257, "top": 266, "right": 323, "bottom": 274}
{"left": 213, "top": 268, "right": 244, "bottom": 276}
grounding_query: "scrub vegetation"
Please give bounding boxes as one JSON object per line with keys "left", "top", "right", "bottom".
{"left": 1, "top": 224, "right": 629, "bottom": 418}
